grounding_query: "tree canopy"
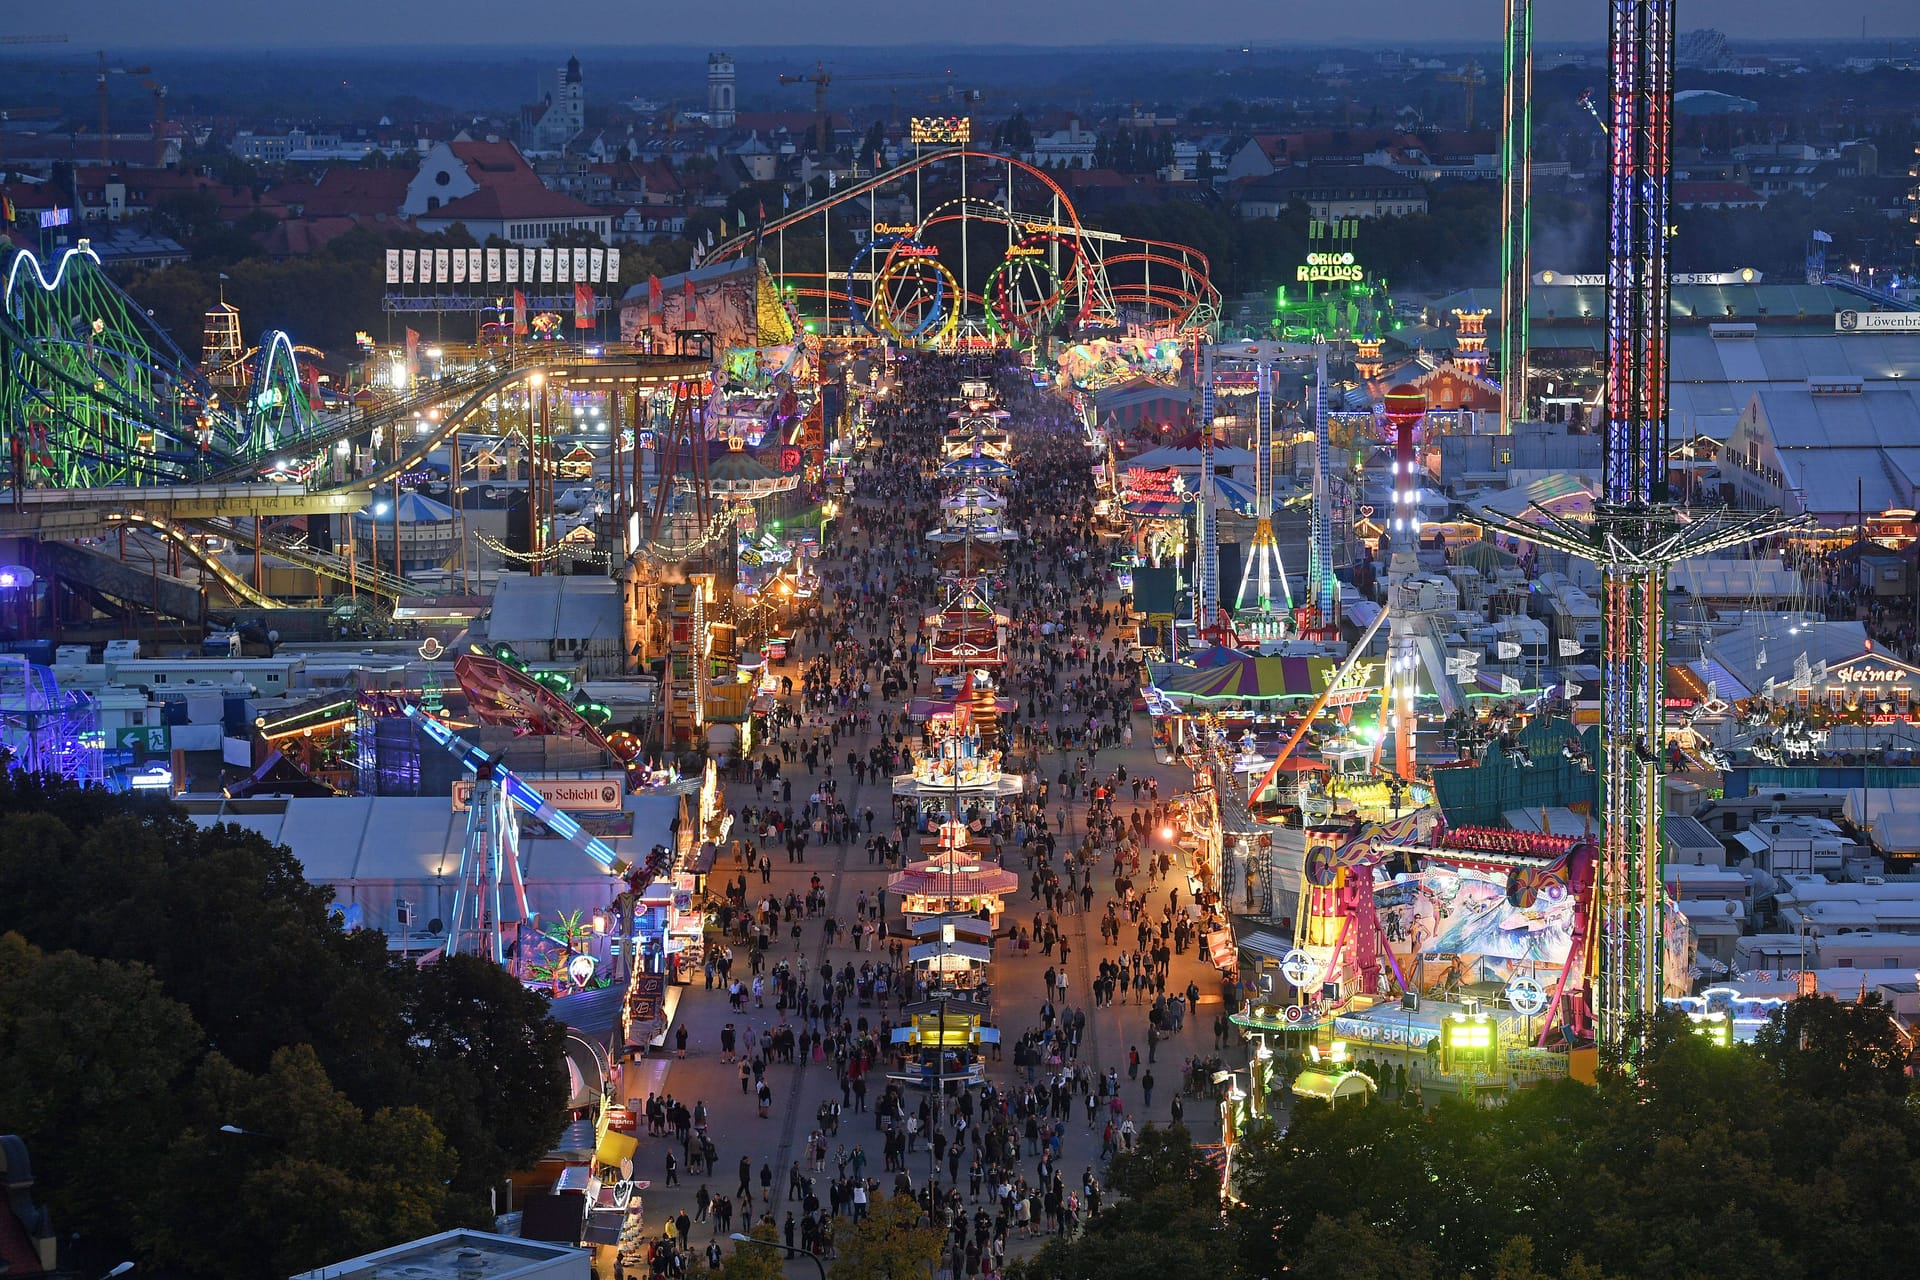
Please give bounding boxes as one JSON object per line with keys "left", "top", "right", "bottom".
{"left": 1015, "top": 1008, "right": 1919, "bottom": 1280}
{"left": 0, "top": 773, "right": 569, "bottom": 1279}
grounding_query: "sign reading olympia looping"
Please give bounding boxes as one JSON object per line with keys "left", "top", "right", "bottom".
{"left": 1297, "top": 252, "right": 1364, "bottom": 283}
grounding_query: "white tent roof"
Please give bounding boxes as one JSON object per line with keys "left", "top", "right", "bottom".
{"left": 186, "top": 793, "right": 679, "bottom": 935}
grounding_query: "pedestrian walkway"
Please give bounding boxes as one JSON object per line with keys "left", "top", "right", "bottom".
{"left": 615, "top": 355, "right": 1247, "bottom": 1279}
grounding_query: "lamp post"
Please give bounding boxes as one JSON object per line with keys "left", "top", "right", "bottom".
{"left": 728, "top": 1233, "right": 827, "bottom": 1280}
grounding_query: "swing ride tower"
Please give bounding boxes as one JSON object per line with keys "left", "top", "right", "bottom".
{"left": 1480, "top": 0, "right": 1798, "bottom": 1061}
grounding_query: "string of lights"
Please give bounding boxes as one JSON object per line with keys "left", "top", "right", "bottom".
{"left": 472, "top": 529, "right": 617, "bottom": 568}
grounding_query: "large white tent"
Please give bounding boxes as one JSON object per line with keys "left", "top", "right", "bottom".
{"left": 183, "top": 792, "right": 681, "bottom": 937}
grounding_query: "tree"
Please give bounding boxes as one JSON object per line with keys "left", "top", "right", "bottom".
{"left": 0, "top": 933, "right": 203, "bottom": 1234}
{"left": 720, "top": 1222, "right": 787, "bottom": 1280}
{"left": 398, "top": 953, "right": 571, "bottom": 1201}
{"left": 0, "top": 775, "right": 570, "bottom": 1263}
{"left": 828, "top": 1195, "right": 942, "bottom": 1280}
{"left": 1753, "top": 993, "right": 1909, "bottom": 1099}
{"left": 135, "top": 1046, "right": 454, "bottom": 1280}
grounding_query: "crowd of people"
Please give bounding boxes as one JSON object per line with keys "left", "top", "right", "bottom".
{"left": 615, "top": 352, "right": 1238, "bottom": 1280}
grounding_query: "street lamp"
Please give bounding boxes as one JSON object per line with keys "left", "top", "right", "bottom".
{"left": 728, "top": 1233, "right": 826, "bottom": 1280}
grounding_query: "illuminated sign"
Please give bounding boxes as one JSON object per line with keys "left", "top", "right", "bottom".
{"left": 1837, "top": 310, "right": 1920, "bottom": 333}
{"left": 1538, "top": 268, "right": 1760, "bottom": 288}
{"left": 38, "top": 207, "right": 71, "bottom": 229}
{"left": 453, "top": 777, "right": 624, "bottom": 812}
{"left": 1005, "top": 245, "right": 1044, "bottom": 257}
{"left": 909, "top": 116, "right": 971, "bottom": 145}
{"left": 1832, "top": 665, "right": 1913, "bottom": 685}
{"left": 1297, "top": 251, "right": 1363, "bottom": 283}
{"left": 873, "top": 223, "right": 918, "bottom": 236}
{"left": 891, "top": 244, "right": 940, "bottom": 258}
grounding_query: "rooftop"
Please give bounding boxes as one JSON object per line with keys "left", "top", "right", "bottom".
{"left": 290, "top": 1229, "right": 586, "bottom": 1280}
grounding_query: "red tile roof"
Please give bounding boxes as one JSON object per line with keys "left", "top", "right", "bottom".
{"left": 270, "top": 168, "right": 414, "bottom": 218}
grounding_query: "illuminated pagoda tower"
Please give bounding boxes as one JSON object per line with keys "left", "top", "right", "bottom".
{"left": 1452, "top": 307, "right": 1492, "bottom": 374}
{"left": 1354, "top": 334, "right": 1385, "bottom": 382}
{"left": 1482, "top": 0, "right": 1792, "bottom": 1061}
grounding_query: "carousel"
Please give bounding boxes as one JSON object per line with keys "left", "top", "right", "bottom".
{"left": 887, "top": 822, "right": 1021, "bottom": 921}
{"left": 892, "top": 721, "right": 1024, "bottom": 807}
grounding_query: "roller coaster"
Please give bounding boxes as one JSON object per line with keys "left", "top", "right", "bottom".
{"left": 0, "top": 241, "right": 710, "bottom": 609}
{"left": 707, "top": 146, "right": 1221, "bottom": 343}
{"left": 2, "top": 160, "right": 1217, "bottom": 613}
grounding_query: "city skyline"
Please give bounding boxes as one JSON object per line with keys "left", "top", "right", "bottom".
{"left": 57, "top": 0, "right": 1920, "bottom": 49}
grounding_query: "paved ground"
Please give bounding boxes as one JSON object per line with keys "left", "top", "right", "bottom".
{"left": 605, "top": 372, "right": 1252, "bottom": 1276}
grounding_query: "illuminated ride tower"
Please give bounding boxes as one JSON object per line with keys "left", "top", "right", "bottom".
{"left": 1382, "top": 385, "right": 1424, "bottom": 782}
{"left": 1201, "top": 340, "right": 1338, "bottom": 644}
{"left": 1500, "top": 0, "right": 1534, "bottom": 425}
{"left": 1481, "top": 0, "right": 1795, "bottom": 1060}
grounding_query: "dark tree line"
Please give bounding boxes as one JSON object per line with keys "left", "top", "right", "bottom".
{"left": 1014, "top": 1002, "right": 1914, "bottom": 1280}
{"left": 0, "top": 774, "right": 573, "bottom": 1280}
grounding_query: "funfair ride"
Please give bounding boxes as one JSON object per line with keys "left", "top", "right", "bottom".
{"left": 1478, "top": 0, "right": 1800, "bottom": 1060}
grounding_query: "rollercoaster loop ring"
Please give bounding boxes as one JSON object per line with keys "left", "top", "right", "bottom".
{"left": 846, "top": 235, "right": 953, "bottom": 345}
{"left": 985, "top": 231, "right": 1086, "bottom": 339}
{"left": 870, "top": 250, "right": 959, "bottom": 347}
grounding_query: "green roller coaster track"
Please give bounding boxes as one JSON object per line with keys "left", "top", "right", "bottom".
{"left": 1, "top": 244, "right": 317, "bottom": 489}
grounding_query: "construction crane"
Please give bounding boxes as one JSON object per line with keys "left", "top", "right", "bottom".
{"left": 1438, "top": 60, "right": 1487, "bottom": 131}
{"left": 0, "top": 43, "right": 149, "bottom": 165}
{"left": 778, "top": 62, "right": 954, "bottom": 154}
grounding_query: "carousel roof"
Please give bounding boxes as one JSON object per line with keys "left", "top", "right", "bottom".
{"left": 701, "top": 446, "right": 799, "bottom": 498}
{"left": 888, "top": 851, "right": 1020, "bottom": 899}
{"left": 938, "top": 451, "right": 1016, "bottom": 478}
{"left": 1155, "top": 650, "right": 1339, "bottom": 701}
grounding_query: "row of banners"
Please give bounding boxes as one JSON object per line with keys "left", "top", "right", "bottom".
{"left": 384, "top": 246, "right": 622, "bottom": 288}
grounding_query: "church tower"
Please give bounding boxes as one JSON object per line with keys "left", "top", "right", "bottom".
{"left": 553, "top": 54, "right": 586, "bottom": 143}
{"left": 707, "top": 52, "right": 736, "bottom": 128}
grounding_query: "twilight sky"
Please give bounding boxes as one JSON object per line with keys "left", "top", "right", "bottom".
{"left": 60, "top": 0, "right": 1920, "bottom": 48}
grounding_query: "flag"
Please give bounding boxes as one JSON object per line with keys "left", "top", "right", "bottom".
{"left": 1557, "top": 638, "right": 1584, "bottom": 657}
{"left": 873, "top": 149, "right": 882, "bottom": 172}
{"left": 1812, "top": 229, "right": 1833, "bottom": 244}
{"left": 828, "top": 170, "right": 837, "bottom": 190}
{"left": 512, "top": 290, "right": 528, "bottom": 336}
{"left": 719, "top": 216, "right": 728, "bottom": 237}
{"left": 683, "top": 274, "right": 696, "bottom": 314}
{"left": 1562, "top": 681, "right": 1582, "bottom": 700}
{"left": 405, "top": 327, "right": 420, "bottom": 359}
{"left": 758, "top": 200, "right": 766, "bottom": 223}
{"left": 782, "top": 189, "right": 790, "bottom": 210}
{"left": 574, "top": 282, "right": 594, "bottom": 330}
{"left": 1500, "top": 674, "right": 1521, "bottom": 695}
{"left": 0, "top": 194, "right": 14, "bottom": 222}
{"left": 648, "top": 274, "right": 663, "bottom": 320}
{"left": 1496, "top": 640, "right": 1522, "bottom": 660}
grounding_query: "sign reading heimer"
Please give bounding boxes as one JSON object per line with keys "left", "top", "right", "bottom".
{"left": 1298, "top": 251, "right": 1363, "bottom": 283}
{"left": 453, "top": 776, "right": 624, "bottom": 811}
{"left": 1837, "top": 310, "right": 1920, "bottom": 334}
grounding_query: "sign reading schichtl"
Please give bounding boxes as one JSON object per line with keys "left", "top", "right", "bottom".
{"left": 453, "top": 776, "right": 625, "bottom": 811}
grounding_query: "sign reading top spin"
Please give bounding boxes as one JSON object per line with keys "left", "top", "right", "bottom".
{"left": 1837, "top": 309, "right": 1920, "bottom": 334}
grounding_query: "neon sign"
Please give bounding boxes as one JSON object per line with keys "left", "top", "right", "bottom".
{"left": 1833, "top": 665, "right": 1912, "bottom": 685}
{"left": 1297, "top": 251, "right": 1363, "bottom": 284}
{"left": 873, "top": 223, "right": 918, "bottom": 236}
{"left": 909, "top": 116, "right": 971, "bottom": 145}
{"left": 891, "top": 244, "right": 940, "bottom": 258}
